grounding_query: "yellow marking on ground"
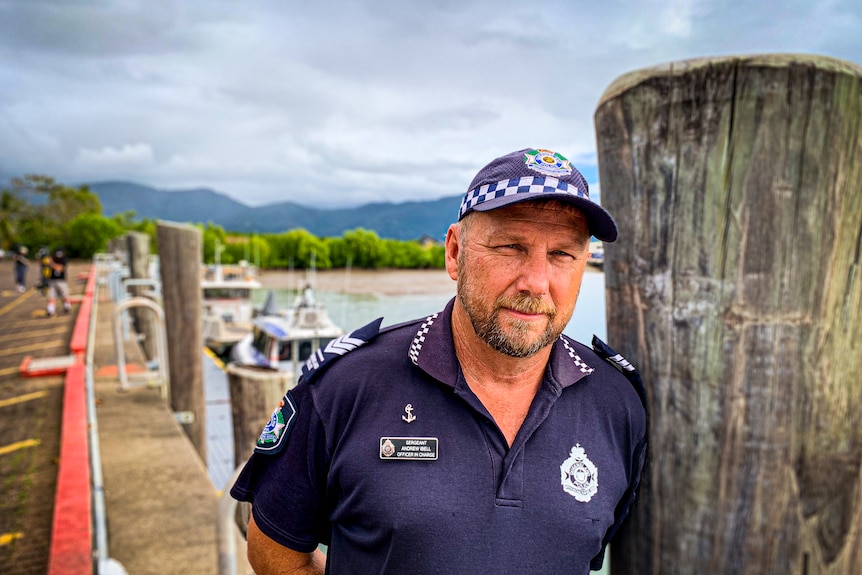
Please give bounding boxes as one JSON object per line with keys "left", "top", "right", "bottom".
{"left": 0, "top": 532, "right": 24, "bottom": 546}
{"left": 1, "top": 290, "right": 17, "bottom": 297}
{"left": 0, "top": 366, "right": 20, "bottom": 377}
{"left": 0, "top": 290, "right": 34, "bottom": 317}
{"left": 0, "top": 342, "right": 61, "bottom": 358}
{"left": 2, "top": 317, "right": 64, "bottom": 330}
{"left": 203, "top": 346, "right": 226, "bottom": 370}
{"left": 0, "top": 438, "right": 40, "bottom": 457}
{"left": 0, "top": 327, "right": 66, "bottom": 343}
{"left": 0, "top": 391, "right": 47, "bottom": 409}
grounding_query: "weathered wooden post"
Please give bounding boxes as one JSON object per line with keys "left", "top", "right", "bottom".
{"left": 156, "top": 221, "right": 206, "bottom": 462}
{"left": 127, "top": 231, "right": 159, "bottom": 361}
{"left": 595, "top": 54, "right": 862, "bottom": 574}
{"left": 226, "top": 365, "right": 295, "bottom": 466}
{"left": 226, "top": 364, "right": 296, "bottom": 535}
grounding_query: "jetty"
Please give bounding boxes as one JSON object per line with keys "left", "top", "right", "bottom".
{"left": 0, "top": 258, "right": 251, "bottom": 574}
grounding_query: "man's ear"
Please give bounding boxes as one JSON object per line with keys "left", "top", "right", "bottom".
{"left": 444, "top": 224, "right": 460, "bottom": 281}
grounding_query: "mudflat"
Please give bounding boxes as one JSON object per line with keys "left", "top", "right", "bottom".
{"left": 258, "top": 268, "right": 458, "bottom": 296}
{"left": 257, "top": 265, "right": 601, "bottom": 297}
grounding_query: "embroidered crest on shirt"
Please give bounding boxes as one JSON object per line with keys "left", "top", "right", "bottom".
{"left": 560, "top": 443, "right": 598, "bottom": 502}
{"left": 254, "top": 392, "right": 298, "bottom": 455}
{"left": 524, "top": 148, "right": 573, "bottom": 177}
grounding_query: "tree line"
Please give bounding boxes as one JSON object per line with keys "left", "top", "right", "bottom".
{"left": 1, "top": 175, "right": 446, "bottom": 269}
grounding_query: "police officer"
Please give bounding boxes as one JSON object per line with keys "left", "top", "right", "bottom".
{"left": 232, "top": 148, "right": 647, "bottom": 575}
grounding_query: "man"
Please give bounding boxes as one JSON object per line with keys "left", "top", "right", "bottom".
{"left": 13, "top": 245, "right": 29, "bottom": 292}
{"left": 46, "top": 247, "right": 71, "bottom": 317}
{"left": 231, "top": 148, "right": 647, "bottom": 574}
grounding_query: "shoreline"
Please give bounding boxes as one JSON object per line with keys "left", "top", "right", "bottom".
{"left": 257, "top": 266, "right": 602, "bottom": 297}
{"left": 257, "top": 267, "right": 457, "bottom": 297}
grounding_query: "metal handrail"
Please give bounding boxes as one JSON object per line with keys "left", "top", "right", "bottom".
{"left": 87, "top": 261, "right": 129, "bottom": 574}
{"left": 217, "top": 464, "right": 247, "bottom": 575}
{"left": 120, "top": 277, "right": 161, "bottom": 298}
{"left": 113, "top": 297, "right": 170, "bottom": 401}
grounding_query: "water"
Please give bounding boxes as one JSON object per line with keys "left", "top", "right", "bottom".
{"left": 206, "top": 272, "right": 611, "bottom": 573}
{"left": 250, "top": 271, "right": 606, "bottom": 342}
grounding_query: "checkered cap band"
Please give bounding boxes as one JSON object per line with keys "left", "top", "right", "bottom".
{"left": 458, "top": 176, "right": 586, "bottom": 220}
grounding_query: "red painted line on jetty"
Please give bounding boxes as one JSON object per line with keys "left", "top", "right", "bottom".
{"left": 48, "top": 264, "right": 96, "bottom": 575}
{"left": 69, "top": 265, "right": 96, "bottom": 361}
{"left": 47, "top": 361, "right": 92, "bottom": 575}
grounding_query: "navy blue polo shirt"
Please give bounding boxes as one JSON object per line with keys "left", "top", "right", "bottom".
{"left": 232, "top": 298, "right": 647, "bottom": 574}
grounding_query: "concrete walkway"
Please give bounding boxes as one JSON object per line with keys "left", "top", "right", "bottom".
{"left": 91, "top": 275, "right": 223, "bottom": 574}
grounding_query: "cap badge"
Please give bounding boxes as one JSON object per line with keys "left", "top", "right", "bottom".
{"left": 524, "top": 148, "right": 573, "bottom": 177}
{"left": 560, "top": 443, "right": 598, "bottom": 502}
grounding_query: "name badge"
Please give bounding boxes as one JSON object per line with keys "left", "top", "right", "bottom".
{"left": 379, "top": 437, "right": 438, "bottom": 461}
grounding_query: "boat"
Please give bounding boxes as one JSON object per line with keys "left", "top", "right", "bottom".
{"left": 230, "top": 286, "right": 345, "bottom": 378}
{"left": 587, "top": 241, "right": 604, "bottom": 269}
{"left": 200, "top": 262, "right": 262, "bottom": 356}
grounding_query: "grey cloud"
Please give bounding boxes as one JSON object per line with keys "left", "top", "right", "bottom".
{"left": 1, "top": 0, "right": 860, "bottom": 208}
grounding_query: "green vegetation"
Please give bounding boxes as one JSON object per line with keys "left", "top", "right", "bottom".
{"left": 2, "top": 174, "right": 445, "bottom": 269}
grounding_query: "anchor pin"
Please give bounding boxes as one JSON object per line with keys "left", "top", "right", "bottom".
{"left": 402, "top": 404, "right": 416, "bottom": 423}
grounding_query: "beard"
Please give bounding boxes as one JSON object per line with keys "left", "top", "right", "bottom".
{"left": 457, "top": 266, "right": 565, "bottom": 358}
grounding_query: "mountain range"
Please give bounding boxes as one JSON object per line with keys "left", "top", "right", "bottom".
{"left": 89, "top": 181, "right": 461, "bottom": 242}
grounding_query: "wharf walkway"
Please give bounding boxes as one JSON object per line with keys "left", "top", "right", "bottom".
{"left": 1, "top": 260, "right": 251, "bottom": 574}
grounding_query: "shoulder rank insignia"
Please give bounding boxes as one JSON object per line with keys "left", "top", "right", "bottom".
{"left": 591, "top": 336, "right": 647, "bottom": 409}
{"left": 301, "top": 317, "right": 384, "bottom": 384}
{"left": 254, "top": 391, "right": 298, "bottom": 455}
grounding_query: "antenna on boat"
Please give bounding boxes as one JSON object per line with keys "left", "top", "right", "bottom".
{"left": 214, "top": 239, "right": 223, "bottom": 266}
{"left": 288, "top": 257, "right": 295, "bottom": 303}
{"left": 309, "top": 251, "right": 317, "bottom": 293}
{"left": 341, "top": 256, "right": 352, "bottom": 328}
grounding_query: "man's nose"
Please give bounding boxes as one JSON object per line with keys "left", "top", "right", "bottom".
{"left": 514, "top": 251, "right": 550, "bottom": 296}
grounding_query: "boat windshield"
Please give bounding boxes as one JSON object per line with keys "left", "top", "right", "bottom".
{"left": 277, "top": 337, "right": 338, "bottom": 363}
{"left": 203, "top": 287, "right": 251, "bottom": 299}
{"left": 277, "top": 340, "right": 292, "bottom": 362}
{"left": 252, "top": 328, "right": 271, "bottom": 357}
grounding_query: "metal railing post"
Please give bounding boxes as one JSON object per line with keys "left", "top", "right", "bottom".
{"left": 113, "top": 297, "right": 171, "bottom": 402}
{"left": 217, "top": 464, "right": 247, "bottom": 575}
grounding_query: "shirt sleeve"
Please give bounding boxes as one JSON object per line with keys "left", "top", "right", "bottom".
{"left": 230, "top": 380, "right": 331, "bottom": 552}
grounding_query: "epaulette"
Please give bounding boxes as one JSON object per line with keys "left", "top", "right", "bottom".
{"left": 300, "top": 317, "right": 384, "bottom": 384}
{"left": 591, "top": 335, "right": 648, "bottom": 410}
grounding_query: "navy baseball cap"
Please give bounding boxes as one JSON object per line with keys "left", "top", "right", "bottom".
{"left": 458, "top": 148, "right": 617, "bottom": 242}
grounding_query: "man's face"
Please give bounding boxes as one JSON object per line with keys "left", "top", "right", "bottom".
{"left": 449, "top": 201, "right": 591, "bottom": 358}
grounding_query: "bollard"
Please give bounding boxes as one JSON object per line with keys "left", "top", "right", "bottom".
{"left": 156, "top": 222, "right": 206, "bottom": 462}
{"left": 226, "top": 363, "right": 297, "bottom": 543}
{"left": 595, "top": 54, "right": 862, "bottom": 574}
{"left": 126, "top": 231, "right": 159, "bottom": 361}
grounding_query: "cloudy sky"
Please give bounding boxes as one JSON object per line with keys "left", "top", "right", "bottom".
{"left": 1, "top": 0, "right": 860, "bottom": 208}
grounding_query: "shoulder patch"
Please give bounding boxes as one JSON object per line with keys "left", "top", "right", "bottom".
{"left": 591, "top": 336, "right": 647, "bottom": 409}
{"left": 254, "top": 391, "right": 298, "bottom": 455}
{"left": 300, "top": 317, "right": 384, "bottom": 384}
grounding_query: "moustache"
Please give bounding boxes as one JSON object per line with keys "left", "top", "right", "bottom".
{"left": 495, "top": 293, "right": 556, "bottom": 317}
